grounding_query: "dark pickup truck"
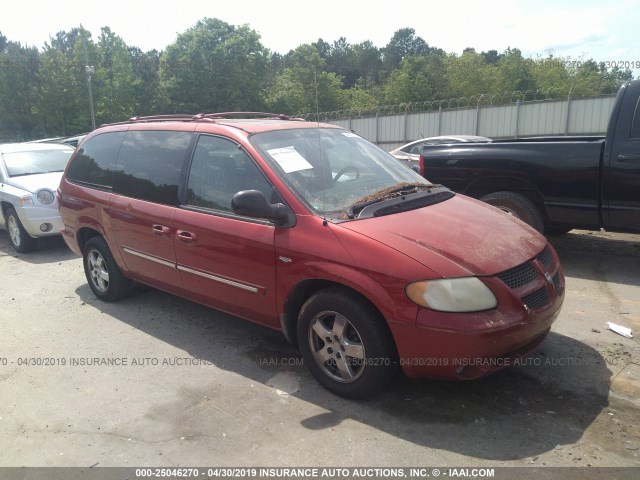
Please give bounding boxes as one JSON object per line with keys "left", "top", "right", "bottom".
{"left": 417, "top": 79, "right": 640, "bottom": 234}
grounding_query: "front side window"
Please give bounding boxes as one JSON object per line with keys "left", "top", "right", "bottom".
{"left": 186, "top": 135, "right": 277, "bottom": 213}
{"left": 250, "top": 127, "right": 429, "bottom": 217}
{"left": 65, "top": 131, "right": 125, "bottom": 189}
{"left": 113, "top": 130, "right": 192, "bottom": 205}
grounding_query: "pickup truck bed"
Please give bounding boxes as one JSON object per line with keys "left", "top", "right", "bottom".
{"left": 417, "top": 80, "right": 640, "bottom": 234}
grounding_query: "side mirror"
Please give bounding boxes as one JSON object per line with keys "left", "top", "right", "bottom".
{"left": 411, "top": 165, "right": 421, "bottom": 174}
{"left": 232, "top": 190, "right": 293, "bottom": 225}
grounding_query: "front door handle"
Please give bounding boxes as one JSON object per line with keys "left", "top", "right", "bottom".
{"left": 617, "top": 154, "right": 640, "bottom": 162}
{"left": 176, "top": 230, "right": 197, "bottom": 243}
{"left": 152, "top": 224, "right": 171, "bottom": 235}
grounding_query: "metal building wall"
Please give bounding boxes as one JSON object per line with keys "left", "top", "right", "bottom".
{"left": 327, "top": 94, "right": 616, "bottom": 150}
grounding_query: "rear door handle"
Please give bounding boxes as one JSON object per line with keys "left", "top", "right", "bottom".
{"left": 152, "top": 224, "right": 171, "bottom": 235}
{"left": 176, "top": 230, "right": 197, "bottom": 243}
{"left": 617, "top": 154, "right": 640, "bottom": 162}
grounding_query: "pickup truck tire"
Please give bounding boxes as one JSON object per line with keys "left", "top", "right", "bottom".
{"left": 480, "top": 192, "right": 544, "bottom": 233}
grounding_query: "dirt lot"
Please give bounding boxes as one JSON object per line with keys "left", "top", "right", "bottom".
{"left": 0, "top": 228, "right": 639, "bottom": 472}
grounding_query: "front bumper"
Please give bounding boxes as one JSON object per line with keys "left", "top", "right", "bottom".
{"left": 391, "top": 244, "right": 565, "bottom": 380}
{"left": 15, "top": 205, "right": 64, "bottom": 238}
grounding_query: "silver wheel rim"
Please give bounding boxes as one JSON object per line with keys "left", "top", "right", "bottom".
{"left": 87, "top": 249, "right": 110, "bottom": 293}
{"left": 308, "top": 311, "right": 366, "bottom": 383}
{"left": 8, "top": 215, "right": 21, "bottom": 246}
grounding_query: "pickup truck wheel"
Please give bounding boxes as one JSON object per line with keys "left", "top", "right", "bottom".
{"left": 5, "top": 206, "right": 38, "bottom": 253}
{"left": 480, "top": 192, "right": 544, "bottom": 233}
{"left": 545, "top": 226, "right": 572, "bottom": 235}
{"left": 83, "top": 236, "right": 133, "bottom": 301}
{"left": 297, "top": 287, "right": 398, "bottom": 399}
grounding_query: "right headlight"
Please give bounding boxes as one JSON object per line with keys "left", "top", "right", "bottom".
{"left": 406, "top": 277, "right": 497, "bottom": 313}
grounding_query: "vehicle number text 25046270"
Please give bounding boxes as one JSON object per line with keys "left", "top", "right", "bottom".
{"left": 136, "top": 468, "right": 259, "bottom": 477}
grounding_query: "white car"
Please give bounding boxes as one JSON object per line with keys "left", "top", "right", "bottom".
{"left": 0, "top": 143, "right": 75, "bottom": 252}
{"left": 389, "top": 135, "right": 491, "bottom": 169}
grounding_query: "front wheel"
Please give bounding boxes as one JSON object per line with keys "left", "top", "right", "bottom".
{"left": 5, "top": 206, "right": 37, "bottom": 253}
{"left": 83, "top": 236, "right": 133, "bottom": 301}
{"left": 480, "top": 191, "right": 544, "bottom": 233}
{"left": 297, "top": 288, "right": 398, "bottom": 399}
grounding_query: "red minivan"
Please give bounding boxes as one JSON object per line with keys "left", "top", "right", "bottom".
{"left": 58, "top": 113, "right": 564, "bottom": 398}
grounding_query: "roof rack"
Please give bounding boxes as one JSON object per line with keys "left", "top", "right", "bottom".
{"left": 102, "top": 112, "right": 305, "bottom": 127}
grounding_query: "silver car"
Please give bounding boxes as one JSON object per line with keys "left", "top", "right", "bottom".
{"left": 0, "top": 143, "right": 75, "bottom": 252}
{"left": 389, "top": 135, "right": 491, "bottom": 170}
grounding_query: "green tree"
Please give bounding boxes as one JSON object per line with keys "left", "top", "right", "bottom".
{"left": 128, "top": 47, "right": 161, "bottom": 115}
{"left": 93, "top": 27, "right": 138, "bottom": 123}
{"left": 0, "top": 41, "right": 42, "bottom": 140}
{"left": 38, "top": 29, "right": 97, "bottom": 136}
{"left": 266, "top": 45, "right": 346, "bottom": 114}
{"left": 383, "top": 54, "right": 447, "bottom": 104}
{"left": 496, "top": 48, "right": 536, "bottom": 93}
{"left": 444, "top": 50, "right": 500, "bottom": 99}
{"left": 382, "top": 28, "right": 430, "bottom": 74}
{"left": 159, "top": 18, "right": 269, "bottom": 113}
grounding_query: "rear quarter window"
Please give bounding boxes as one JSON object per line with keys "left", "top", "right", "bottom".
{"left": 113, "top": 130, "right": 192, "bottom": 205}
{"left": 65, "top": 131, "right": 126, "bottom": 189}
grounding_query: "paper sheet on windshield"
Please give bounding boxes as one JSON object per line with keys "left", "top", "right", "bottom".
{"left": 268, "top": 146, "right": 313, "bottom": 173}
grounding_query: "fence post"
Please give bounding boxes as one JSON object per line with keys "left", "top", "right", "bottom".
{"left": 375, "top": 110, "right": 379, "bottom": 145}
{"left": 565, "top": 94, "right": 572, "bottom": 136}
{"left": 475, "top": 102, "right": 481, "bottom": 136}
{"left": 515, "top": 100, "right": 521, "bottom": 139}
{"left": 403, "top": 106, "right": 409, "bottom": 144}
{"left": 438, "top": 107, "right": 442, "bottom": 136}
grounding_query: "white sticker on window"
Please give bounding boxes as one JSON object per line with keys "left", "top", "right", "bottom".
{"left": 268, "top": 146, "right": 313, "bottom": 173}
{"left": 342, "top": 132, "right": 360, "bottom": 138}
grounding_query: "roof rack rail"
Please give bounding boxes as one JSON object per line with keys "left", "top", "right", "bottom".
{"left": 102, "top": 112, "right": 306, "bottom": 127}
{"left": 197, "top": 112, "right": 303, "bottom": 121}
{"left": 128, "top": 114, "right": 199, "bottom": 122}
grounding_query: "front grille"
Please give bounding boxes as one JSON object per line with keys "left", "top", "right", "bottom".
{"left": 497, "top": 262, "right": 538, "bottom": 290}
{"left": 522, "top": 287, "right": 549, "bottom": 310}
{"left": 537, "top": 245, "right": 553, "bottom": 270}
{"left": 495, "top": 243, "right": 560, "bottom": 311}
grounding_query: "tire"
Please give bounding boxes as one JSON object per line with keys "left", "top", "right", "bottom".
{"left": 297, "top": 287, "right": 398, "bottom": 399}
{"left": 480, "top": 191, "right": 544, "bottom": 233}
{"left": 5, "top": 206, "right": 38, "bottom": 253}
{"left": 545, "top": 226, "right": 572, "bottom": 236}
{"left": 82, "top": 236, "right": 133, "bottom": 301}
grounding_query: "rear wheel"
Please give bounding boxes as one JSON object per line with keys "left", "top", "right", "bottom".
{"left": 297, "top": 287, "right": 398, "bottom": 399}
{"left": 83, "top": 236, "right": 133, "bottom": 301}
{"left": 480, "top": 191, "right": 544, "bottom": 233}
{"left": 5, "top": 206, "right": 37, "bottom": 253}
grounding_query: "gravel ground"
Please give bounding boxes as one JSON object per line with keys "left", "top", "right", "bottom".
{"left": 0, "top": 228, "right": 639, "bottom": 474}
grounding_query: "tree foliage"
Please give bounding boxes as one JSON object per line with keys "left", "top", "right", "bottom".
{"left": 0, "top": 24, "right": 635, "bottom": 141}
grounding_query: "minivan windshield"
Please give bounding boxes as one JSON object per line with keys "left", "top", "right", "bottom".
{"left": 250, "top": 127, "right": 431, "bottom": 218}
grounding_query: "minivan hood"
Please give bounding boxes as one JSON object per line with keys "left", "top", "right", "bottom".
{"left": 340, "top": 195, "right": 546, "bottom": 278}
{"left": 6, "top": 172, "right": 63, "bottom": 193}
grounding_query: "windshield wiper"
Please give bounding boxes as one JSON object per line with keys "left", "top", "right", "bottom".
{"left": 347, "top": 183, "right": 433, "bottom": 219}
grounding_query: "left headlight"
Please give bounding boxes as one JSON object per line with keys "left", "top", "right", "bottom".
{"left": 406, "top": 277, "right": 498, "bottom": 313}
{"left": 36, "top": 189, "right": 55, "bottom": 205}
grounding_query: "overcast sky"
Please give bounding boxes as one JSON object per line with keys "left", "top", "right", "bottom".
{"left": 2, "top": 0, "right": 639, "bottom": 73}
